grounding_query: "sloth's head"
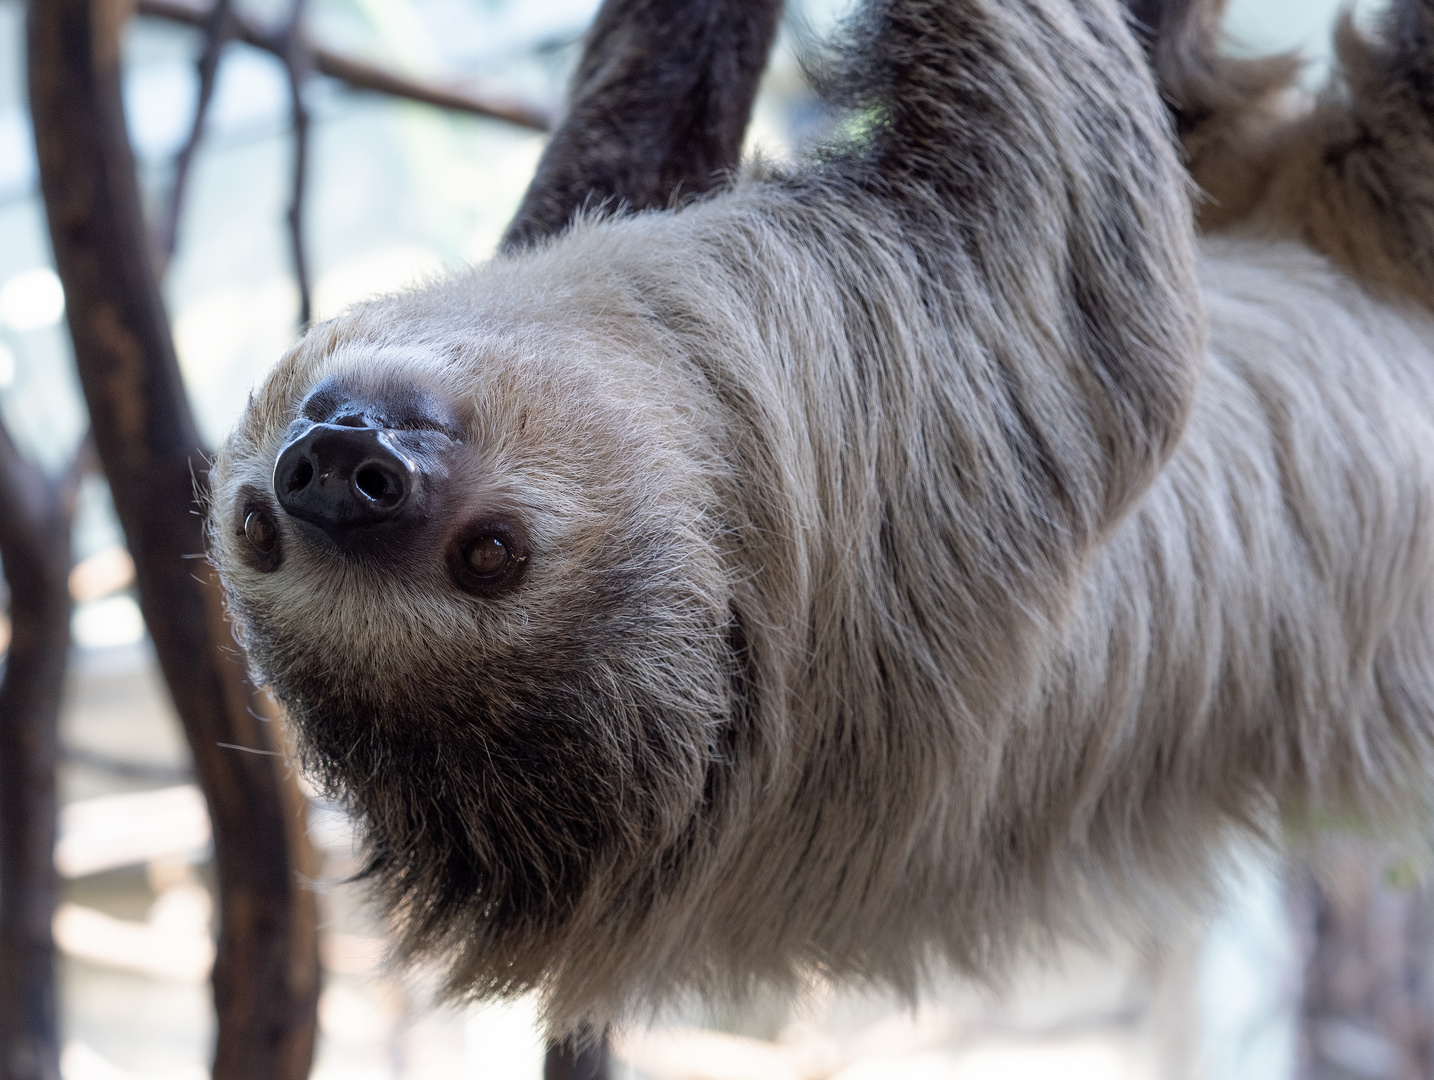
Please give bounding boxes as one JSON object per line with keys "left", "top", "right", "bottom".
{"left": 208, "top": 265, "right": 740, "bottom": 978}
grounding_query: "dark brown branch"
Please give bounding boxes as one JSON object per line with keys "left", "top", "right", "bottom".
{"left": 62, "top": 742, "right": 194, "bottom": 784}
{"left": 154, "top": 0, "right": 235, "bottom": 269}
{"left": 544, "top": 1031, "right": 612, "bottom": 1080}
{"left": 134, "top": 0, "right": 552, "bottom": 131}
{"left": 26, "top": 1, "right": 321, "bottom": 1077}
{"left": 502, "top": 0, "right": 783, "bottom": 250}
{"left": 0, "top": 425, "right": 77, "bottom": 1080}
{"left": 311, "top": 48, "right": 551, "bottom": 130}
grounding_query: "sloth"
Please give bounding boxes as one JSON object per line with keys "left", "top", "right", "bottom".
{"left": 210, "top": 0, "right": 1434, "bottom": 1033}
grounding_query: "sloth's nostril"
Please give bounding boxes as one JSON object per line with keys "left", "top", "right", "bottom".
{"left": 274, "top": 423, "right": 425, "bottom": 539}
{"left": 285, "top": 460, "right": 314, "bottom": 493}
{"left": 355, "top": 465, "right": 393, "bottom": 502}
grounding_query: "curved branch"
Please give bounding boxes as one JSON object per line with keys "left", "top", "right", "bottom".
{"left": 502, "top": 0, "right": 783, "bottom": 250}
{"left": 154, "top": 0, "right": 235, "bottom": 268}
{"left": 26, "top": 1, "right": 320, "bottom": 1077}
{"left": 503, "top": 4, "right": 781, "bottom": 1076}
{"left": 273, "top": 0, "right": 314, "bottom": 326}
{"left": 0, "top": 423, "right": 74, "bottom": 1080}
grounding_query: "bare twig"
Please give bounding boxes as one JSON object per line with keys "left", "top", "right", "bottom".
{"left": 61, "top": 743, "right": 194, "bottom": 785}
{"left": 155, "top": 0, "right": 235, "bottom": 270}
{"left": 308, "top": 48, "right": 550, "bottom": 130}
{"left": 276, "top": 0, "right": 314, "bottom": 326}
{"left": 135, "top": 0, "right": 551, "bottom": 131}
{"left": 27, "top": 1, "right": 321, "bottom": 1076}
{"left": 0, "top": 423, "right": 79, "bottom": 1080}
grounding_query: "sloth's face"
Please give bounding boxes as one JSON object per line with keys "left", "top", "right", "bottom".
{"left": 208, "top": 297, "right": 736, "bottom": 960}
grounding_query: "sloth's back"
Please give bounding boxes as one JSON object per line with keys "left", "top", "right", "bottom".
{"left": 1048, "top": 234, "right": 1434, "bottom": 833}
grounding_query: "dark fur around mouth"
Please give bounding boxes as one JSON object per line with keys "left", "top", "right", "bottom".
{"left": 238, "top": 577, "right": 744, "bottom": 975}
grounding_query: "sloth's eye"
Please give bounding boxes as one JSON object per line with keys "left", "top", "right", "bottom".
{"left": 464, "top": 535, "right": 509, "bottom": 576}
{"left": 236, "top": 492, "right": 283, "bottom": 573}
{"left": 448, "top": 522, "right": 528, "bottom": 597}
{"left": 244, "top": 509, "right": 278, "bottom": 553}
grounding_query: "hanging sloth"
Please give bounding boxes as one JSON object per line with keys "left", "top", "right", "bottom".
{"left": 209, "top": 0, "right": 1434, "bottom": 1033}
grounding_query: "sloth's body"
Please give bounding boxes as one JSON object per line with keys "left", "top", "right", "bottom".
{"left": 211, "top": 0, "right": 1434, "bottom": 1031}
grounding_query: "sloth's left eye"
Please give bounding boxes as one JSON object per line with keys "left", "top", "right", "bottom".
{"left": 448, "top": 522, "right": 528, "bottom": 597}
{"left": 464, "top": 535, "right": 509, "bottom": 576}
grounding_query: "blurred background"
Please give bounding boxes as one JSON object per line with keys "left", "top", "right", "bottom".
{"left": 0, "top": 0, "right": 1403, "bottom": 1077}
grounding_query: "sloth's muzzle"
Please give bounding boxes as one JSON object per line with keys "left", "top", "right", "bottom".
{"left": 272, "top": 377, "right": 457, "bottom": 547}
{"left": 276, "top": 423, "right": 420, "bottom": 533}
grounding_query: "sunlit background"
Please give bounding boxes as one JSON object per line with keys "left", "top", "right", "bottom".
{"left": 0, "top": 0, "right": 1387, "bottom": 1077}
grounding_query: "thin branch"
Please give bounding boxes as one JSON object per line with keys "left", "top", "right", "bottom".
{"left": 155, "top": 0, "right": 236, "bottom": 271}
{"left": 134, "top": 0, "right": 552, "bottom": 131}
{"left": 275, "top": 0, "right": 314, "bottom": 326}
{"left": 501, "top": 3, "right": 782, "bottom": 1071}
{"left": 311, "top": 48, "right": 551, "bottom": 131}
{"left": 61, "top": 743, "right": 194, "bottom": 785}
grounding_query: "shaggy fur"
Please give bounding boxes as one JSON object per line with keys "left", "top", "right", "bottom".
{"left": 210, "top": 0, "right": 1434, "bottom": 1034}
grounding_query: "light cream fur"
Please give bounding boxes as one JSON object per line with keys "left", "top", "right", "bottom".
{"left": 210, "top": 0, "right": 1434, "bottom": 1035}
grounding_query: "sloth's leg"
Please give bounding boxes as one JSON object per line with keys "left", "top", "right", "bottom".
{"left": 501, "top": 0, "right": 783, "bottom": 250}
{"left": 821, "top": 0, "right": 1203, "bottom": 531}
{"left": 1123, "top": 0, "right": 1301, "bottom": 229}
{"left": 709, "top": 0, "right": 1210, "bottom": 776}
{"left": 1264, "top": 0, "right": 1434, "bottom": 309}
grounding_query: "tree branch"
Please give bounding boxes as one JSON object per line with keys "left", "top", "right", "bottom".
{"left": 276, "top": 0, "right": 314, "bottom": 326}
{"left": 503, "top": 3, "right": 782, "bottom": 1075}
{"left": 154, "top": 0, "right": 235, "bottom": 270}
{"left": 134, "top": 0, "right": 552, "bottom": 131}
{"left": 26, "top": 0, "right": 321, "bottom": 1076}
{"left": 502, "top": 0, "right": 783, "bottom": 250}
{"left": 0, "top": 422, "right": 76, "bottom": 1080}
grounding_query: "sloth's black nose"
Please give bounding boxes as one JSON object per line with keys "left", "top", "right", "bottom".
{"left": 274, "top": 424, "right": 418, "bottom": 535}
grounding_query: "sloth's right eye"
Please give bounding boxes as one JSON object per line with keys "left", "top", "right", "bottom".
{"left": 236, "top": 493, "right": 283, "bottom": 573}
{"left": 245, "top": 509, "right": 277, "bottom": 553}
